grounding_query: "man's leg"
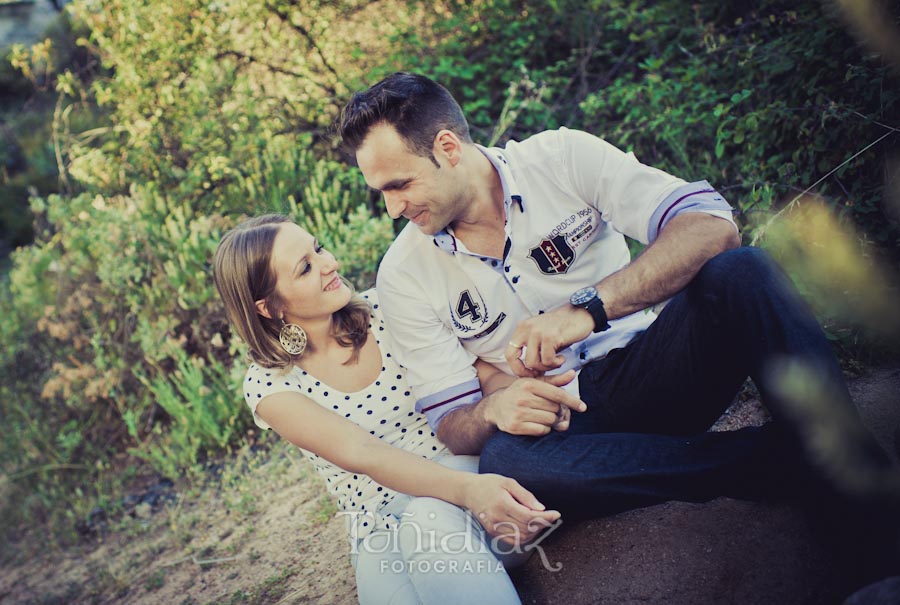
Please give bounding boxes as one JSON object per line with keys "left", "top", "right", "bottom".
{"left": 482, "top": 247, "right": 897, "bottom": 587}
{"left": 575, "top": 248, "right": 895, "bottom": 513}
{"left": 576, "top": 246, "right": 861, "bottom": 436}
{"left": 481, "top": 247, "right": 829, "bottom": 512}
{"left": 479, "top": 423, "right": 798, "bottom": 519}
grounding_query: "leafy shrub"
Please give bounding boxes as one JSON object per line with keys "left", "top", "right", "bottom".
{"left": 1, "top": 161, "right": 388, "bottom": 485}
{"left": 382, "top": 0, "right": 898, "bottom": 260}
{"left": 2, "top": 0, "right": 899, "bottom": 551}
{"left": 574, "top": 1, "right": 899, "bottom": 251}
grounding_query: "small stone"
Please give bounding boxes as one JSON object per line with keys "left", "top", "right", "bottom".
{"left": 134, "top": 502, "right": 152, "bottom": 519}
{"left": 844, "top": 576, "right": 900, "bottom": 605}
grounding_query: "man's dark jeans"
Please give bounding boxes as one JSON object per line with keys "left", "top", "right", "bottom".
{"left": 479, "top": 247, "right": 892, "bottom": 522}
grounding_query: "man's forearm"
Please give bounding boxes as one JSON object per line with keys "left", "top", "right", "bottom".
{"left": 436, "top": 398, "right": 498, "bottom": 455}
{"left": 435, "top": 362, "right": 521, "bottom": 454}
{"left": 598, "top": 213, "right": 740, "bottom": 319}
{"left": 437, "top": 363, "right": 582, "bottom": 453}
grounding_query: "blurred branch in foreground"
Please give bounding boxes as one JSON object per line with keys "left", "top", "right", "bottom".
{"left": 761, "top": 198, "right": 900, "bottom": 345}
{"left": 832, "top": 0, "right": 900, "bottom": 74}
{"left": 767, "top": 358, "right": 900, "bottom": 497}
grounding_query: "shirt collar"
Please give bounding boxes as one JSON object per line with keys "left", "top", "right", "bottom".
{"left": 431, "top": 145, "right": 524, "bottom": 254}
{"left": 477, "top": 144, "right": 525, "bottom": 212}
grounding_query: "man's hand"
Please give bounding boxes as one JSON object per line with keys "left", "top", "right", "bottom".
{"left": 463, "top": 473, "right": 561, "bottom": 545}
{"left": 505, "top": 305, "right": 594, "bottom": 377}
{"left": 482, "top": 370, "right": 585, "bottom": 436}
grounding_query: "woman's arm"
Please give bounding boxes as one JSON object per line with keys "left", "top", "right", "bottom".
{"left": 257, "top": 391, "right": 559, "bottom": 541}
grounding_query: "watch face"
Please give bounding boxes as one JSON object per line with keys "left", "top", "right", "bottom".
{"left": 571, "top": 286, "right": 597, "bottom": 306}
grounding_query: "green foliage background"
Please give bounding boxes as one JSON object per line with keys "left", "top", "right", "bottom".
{"left": 1, "top": 0, "right": 898, "bottom": 547}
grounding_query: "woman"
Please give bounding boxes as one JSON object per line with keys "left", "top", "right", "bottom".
{"left": 213, "top": 214, "right": 558, "bottom": 605}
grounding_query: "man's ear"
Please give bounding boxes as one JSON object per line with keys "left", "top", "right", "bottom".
{"left": 255, "top": 299, "right": 274, "bottom": 320}
{"left": 433, "top": 130, "right": 462, "bottom": 167}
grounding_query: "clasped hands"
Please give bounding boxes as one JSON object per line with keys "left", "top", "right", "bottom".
{"left": 504, "top": 304, "right": 594, "bottom": 377}
{"left": 464, "top": 473, "right": 560, "bottom": 546}
{"left": 483, "top": 305, "right": 591, "bottom": 437}
{"left": 470, "top": 306, "right": 594, "bottom": 542}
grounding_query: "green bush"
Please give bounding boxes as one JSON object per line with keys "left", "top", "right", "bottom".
{"left": 1, "top": 0, "right": 899, "bottom": 550}
{"left": 383, "top": 0, "right": 898, "bottom": 257}
{"left": 574, "top": 2, "right": 899, "bottom": 248}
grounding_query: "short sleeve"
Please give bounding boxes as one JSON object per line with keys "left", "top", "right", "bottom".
{"left": 558, "top": 128, "right": 687, "bottom": 243}
{"left": 376, "top": 256, "right": 480, "bottom": 429}
{"left": 243, "top": 363, "right": 301, "bottom": 431}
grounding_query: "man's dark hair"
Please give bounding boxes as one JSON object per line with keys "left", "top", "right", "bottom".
{"left": 338, "top": 72, "right": 472, "bottom": 163}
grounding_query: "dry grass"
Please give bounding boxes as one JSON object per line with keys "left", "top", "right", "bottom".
{"left": 0, "top": 441, "right": 356, "bottom": 605}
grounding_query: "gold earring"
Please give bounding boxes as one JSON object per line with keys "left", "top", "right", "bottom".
{"left": 279, "top": 320, "right": 307, "bottom": 356}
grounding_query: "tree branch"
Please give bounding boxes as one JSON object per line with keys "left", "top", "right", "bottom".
{"left": 264, "top": 0, "right": 345, "bottom": 96}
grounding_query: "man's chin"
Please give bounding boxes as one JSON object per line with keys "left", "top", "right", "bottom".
{"left": 411, "top": 220, "right": 441, "bottom": 236}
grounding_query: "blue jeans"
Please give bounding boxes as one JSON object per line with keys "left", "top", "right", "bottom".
{"left": 353, "top": 455, "right": 527, "bottom": 605}
{"left": 479, "top": 248, "right": 891, "bottom": 519}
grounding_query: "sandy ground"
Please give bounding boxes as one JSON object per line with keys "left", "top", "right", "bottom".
{"left": 1, "top": 367, "right": 897, "bottom": 605}
{"left": 0, "top": 444, "right": 357, "bottom": 605}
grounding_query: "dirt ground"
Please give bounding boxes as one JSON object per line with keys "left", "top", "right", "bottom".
{"left": 0, "top": 367, "right": 897, "bottom": 605}
{"left": 0, "top": 443, "right": 358, "bottom": 605}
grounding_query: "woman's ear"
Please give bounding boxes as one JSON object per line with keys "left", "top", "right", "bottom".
{"left": 255, "top": 299, "right": 274, "bottom": 320}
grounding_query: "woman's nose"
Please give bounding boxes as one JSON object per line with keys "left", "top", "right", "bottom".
{"left": 322, "top": 250, "right": 340, "bottom": 273}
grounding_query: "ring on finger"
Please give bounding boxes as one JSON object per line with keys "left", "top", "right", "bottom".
{"left": 508, "top": 341, "right": 524, "bottom": 349}
{"left": 553, "top": 405, "right": 571, "bottom": 429}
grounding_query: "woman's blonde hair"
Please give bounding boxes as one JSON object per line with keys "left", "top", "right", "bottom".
{"left": 213, "top": 214, "right": 370, "bottom": 370}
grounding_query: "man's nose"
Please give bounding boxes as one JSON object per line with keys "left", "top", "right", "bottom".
{"left": 383, "top": 192, "right": 406, "bottom": 219}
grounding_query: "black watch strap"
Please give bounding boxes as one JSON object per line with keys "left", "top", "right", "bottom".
{"left": 584, "top": 296, "right": 610, "bottom": 333}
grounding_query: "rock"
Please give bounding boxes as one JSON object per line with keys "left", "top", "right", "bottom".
{"left": 0, "top": 1, "right": 60, "bottom": 52}
{"left": 134, "top": 502, "right": 152, "bottom": 520}
{"left": 141, "top": 479, "right": 176, "bottom": 508}
{"left": 511, "top": 368, "right": 900, "bottom": 605}
{"left": 847, "top": 368, "right": 900, "bottom": 464}
{"left": 74, "top": 506, "right": 108, "bottom": 537}
{"left": 843, "top": 575, "right": 900, "bottom": 605}
{"left": 512, "top": 498, "right": 845, "bottom": 605}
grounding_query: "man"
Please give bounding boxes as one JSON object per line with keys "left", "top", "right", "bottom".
{"left": 337, "top": 72, "right": 896, "bottom": 574}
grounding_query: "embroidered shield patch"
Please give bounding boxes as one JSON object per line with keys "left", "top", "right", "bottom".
{"left": 528, "top": 235, "right": 575, "bottom": 274}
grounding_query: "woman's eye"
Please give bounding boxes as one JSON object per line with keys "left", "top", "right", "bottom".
{"left": 315, "top": 244, "right": 324, "bottom": 254}
{"left": 300, "top": 263, "right": 311, "bottom": 275}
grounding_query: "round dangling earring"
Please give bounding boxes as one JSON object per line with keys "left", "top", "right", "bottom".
{"left": 279, "top": 320, "right": 307, "bottom": 356}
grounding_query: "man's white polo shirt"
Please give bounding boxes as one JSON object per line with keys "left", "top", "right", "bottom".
{"left": 376, "top": 128, "right": 735, "bottom": 430}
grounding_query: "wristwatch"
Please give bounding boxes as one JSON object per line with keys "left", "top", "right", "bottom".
{"left": 569, "top": 286, "right": 610, "bottom": 333}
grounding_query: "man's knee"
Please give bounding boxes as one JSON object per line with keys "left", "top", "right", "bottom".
{"left": 705, "top": 246, "right": 777, "bottom": 278}
{"left": 478, "top": 433, "right": 509, "bottom": 475}
{"left": 692, "top": 246, "right": 784, "bottom": 299}
{"left": 478, "top": 432, "right": 527, "bottom": 476}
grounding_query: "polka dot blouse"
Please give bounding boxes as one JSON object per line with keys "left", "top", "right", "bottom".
{"left": 243, "top": 289, "right": 448, "bottom": 541}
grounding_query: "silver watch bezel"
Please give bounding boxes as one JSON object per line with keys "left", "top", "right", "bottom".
{"left": 570, "top": 286, "right": 598, "bottom": 307}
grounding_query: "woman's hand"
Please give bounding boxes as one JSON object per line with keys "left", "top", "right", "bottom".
{"left": 258, "top": 389, "right": 560, "bottom": 547}
{"left": 462, "top": 473, "right": 560, "bottom": 546}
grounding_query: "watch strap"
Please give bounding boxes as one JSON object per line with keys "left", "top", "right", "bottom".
{"left": 584, "top": 296, "right": 610, "bottom": 333}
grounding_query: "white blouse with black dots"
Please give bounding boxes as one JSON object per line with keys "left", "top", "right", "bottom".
{"left": 243, "top": 289, "right": 448, "bottom": 541}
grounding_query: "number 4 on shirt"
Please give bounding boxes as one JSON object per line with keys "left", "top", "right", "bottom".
{"left": 456, "top": 290, "right": 482, "bottom": 322}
